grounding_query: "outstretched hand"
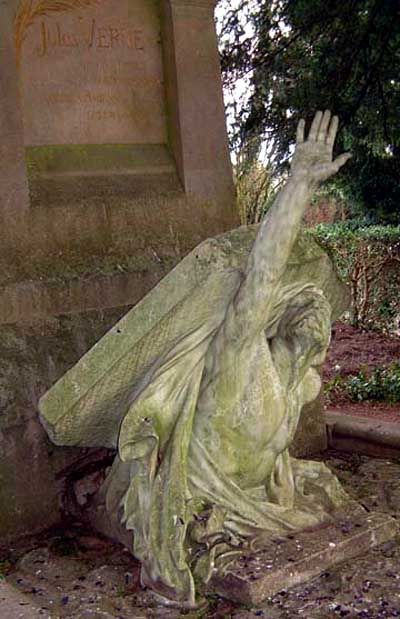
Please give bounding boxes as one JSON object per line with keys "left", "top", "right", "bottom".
{"left": 290, "top": 110, "right": 351, "bottom": 187}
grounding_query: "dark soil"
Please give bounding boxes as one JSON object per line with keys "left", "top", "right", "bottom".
{"left": 322, "top": 322, "right": 400, "bottom": 422}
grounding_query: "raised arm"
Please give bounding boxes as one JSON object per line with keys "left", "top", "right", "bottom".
{"left": 229, "top": 110, "right": 351, "bottom": 341}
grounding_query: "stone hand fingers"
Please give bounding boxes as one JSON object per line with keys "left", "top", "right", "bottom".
{"left": 292, "top": 111, "right": 351, "bottom": 182}
{"left": 307, "top": 110, "right": 339, "bottom": 145}
{"left": 307, "top": 110, "right": 324, "bottom": 141}
{"left": 326, "top": 115, "right": 339, "bottom": 147}
{"left": 317, "top": 110, "right": 332, "bottom": 142}
{"left": 300, "top": 110, "right": 339, "bottom": 147}
{"left": 296, "top": 118, "right": 306, "bottom": 144}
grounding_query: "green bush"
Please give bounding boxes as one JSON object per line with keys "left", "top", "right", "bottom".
{"left": 324, "top": 375, "right": 347, "bottom": 406}
{"left": 325, "top": 363, "right": 400, "bottom": 405}
{"left": 311, "top": 222, "right": 400, "bottom": 332}
{"left": 345, "top": 363, "right": 400, "bottom": 404}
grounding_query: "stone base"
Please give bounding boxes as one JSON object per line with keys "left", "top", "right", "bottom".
{"left": 209, "top": 502, "right": 398, "bottom": 605}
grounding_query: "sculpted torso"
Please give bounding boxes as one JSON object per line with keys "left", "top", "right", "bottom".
{"left": 190, "top": 330, "right": 322, "bottom": 490}
{"left": 191, "top": 336, "right": 288, "bottom": 489}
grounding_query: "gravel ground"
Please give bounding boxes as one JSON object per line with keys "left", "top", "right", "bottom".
{"left": 1, "top": 450, "right": 400, "bottom": 619}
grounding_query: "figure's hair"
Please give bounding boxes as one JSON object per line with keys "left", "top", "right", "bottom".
{"left": 264, "top": 284, "right": 331, "bottom": 343}
{"left": 267, "top": 286, "right": 332, "bottom": 386}
{"left": 277, "top": 287, "right": 331, "bottom": 346}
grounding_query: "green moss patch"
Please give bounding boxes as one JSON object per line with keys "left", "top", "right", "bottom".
{"left": 26, "top": 144, "right": 174, "bottom": 177}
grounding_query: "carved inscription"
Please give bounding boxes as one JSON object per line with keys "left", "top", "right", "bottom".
{"left": 37, "top": 20, "right": 145, "bottom": 56}
{"left": 19, "top": 0, "right": 167, "bottom": 146}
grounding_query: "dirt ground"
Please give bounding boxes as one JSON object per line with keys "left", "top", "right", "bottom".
{"left": 322, "top": 322, "right": 400, "bottom": 422}
{"left": 1, "top": 450, "right": 400, "bottom": 619}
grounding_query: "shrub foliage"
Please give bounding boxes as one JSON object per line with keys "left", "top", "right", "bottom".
{"left": 326, "top": 363, "right": 400, "bottom": 405}
{"left": 311, "top": 221, "right": 400, "bottom": 332}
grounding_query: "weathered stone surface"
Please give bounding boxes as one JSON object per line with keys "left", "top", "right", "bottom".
{"left": 290, "top": 384, "right": 327, "bottom": 457}
{"left": 19, "top": 0, "right": 167, "bottom": 146}
{"left": 210, "top": 504, "right": 399, "bottom": 605}
{"left": 0, "top": 307, "right": 124, "bottom": 540}
{"left": 328, "top": 435, "right": 400, "bottom": 460}
{"left": 0, "top": 257, "right": 177, "bottom": 324}
{"left": 327, "top": 410, "right": 400, "bottom": 458}
{"left": 0, "top": 410, "right": 60, "bottom": 541}
{"left": 2, "top": 0, "right": 237, "bottom": 263}
{"left": 0, "top": 0, "right": 30, "bottom": 249}
{"left": 160, "top": 0, "right": 232, "bottom": 203}
{"left": 327, "top": 411, "right": 400, "bottom": 447}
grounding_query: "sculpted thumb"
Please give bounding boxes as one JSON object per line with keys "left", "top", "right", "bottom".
{"left": 333, "top": 152, "right": 352, "bottom": 170}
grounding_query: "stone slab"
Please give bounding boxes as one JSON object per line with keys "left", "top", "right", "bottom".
{"left": 328, "top": 436, "right": 400, "bottom": 459}
{"left": 0, "top": 266, "right": 173, "bottom": 326}
{"left": 0, "top": 0, "right": 30, "bottom": 239}
{"left": 210, "top": 503, "right": 399, "bottom": 605}
{"left": 0, "top": 306, "right": 126, "bottom": 540}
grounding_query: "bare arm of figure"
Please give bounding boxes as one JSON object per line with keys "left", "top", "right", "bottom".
{"left": 234, "top": 110, "right": 350, "bottom": 336}
{"left": 204, "top": 111, "right": 351, "bottom": 377}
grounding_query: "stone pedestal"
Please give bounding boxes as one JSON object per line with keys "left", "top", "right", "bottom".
{"left": 161, "top": 0, "right": 233, "bottom": 205}
{"left": 2, "top": 0, "right": 237, "bottom": 262}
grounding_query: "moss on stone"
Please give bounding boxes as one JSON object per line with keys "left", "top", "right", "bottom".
{"left": 0, "top": 248, "right": 179, "bottom": 288}
{"left": 26, "top": 144, "right": 174, "bottom": 177}
{"left": 0, "top": 307, "right": 127, "bottom": 540}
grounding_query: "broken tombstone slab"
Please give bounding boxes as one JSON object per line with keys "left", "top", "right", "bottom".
{"left": 209, "top": 502, "right": 398, "bottom": 606}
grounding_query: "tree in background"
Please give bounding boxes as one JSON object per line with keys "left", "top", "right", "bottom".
{"left": 218, "top": 0, "right": 400, "bottom": 224}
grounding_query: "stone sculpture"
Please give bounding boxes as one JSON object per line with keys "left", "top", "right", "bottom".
{"left": 40, "top": 111, "right": 353, "bottom": 607}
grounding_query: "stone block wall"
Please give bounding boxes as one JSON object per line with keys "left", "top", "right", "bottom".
{"left": 0, "top": 304, "right": 123, "bottom": 540}
{"left": 0, "top": 255, "right": 179, "bottom": 541}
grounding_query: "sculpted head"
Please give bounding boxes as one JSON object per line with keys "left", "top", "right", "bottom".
{"left": 277, "top": 288, "right": 331, "bottom": 369}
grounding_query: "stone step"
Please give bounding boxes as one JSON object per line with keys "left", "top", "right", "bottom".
{"left": 210, "top": 503, "right": 399, "bottom": 605}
